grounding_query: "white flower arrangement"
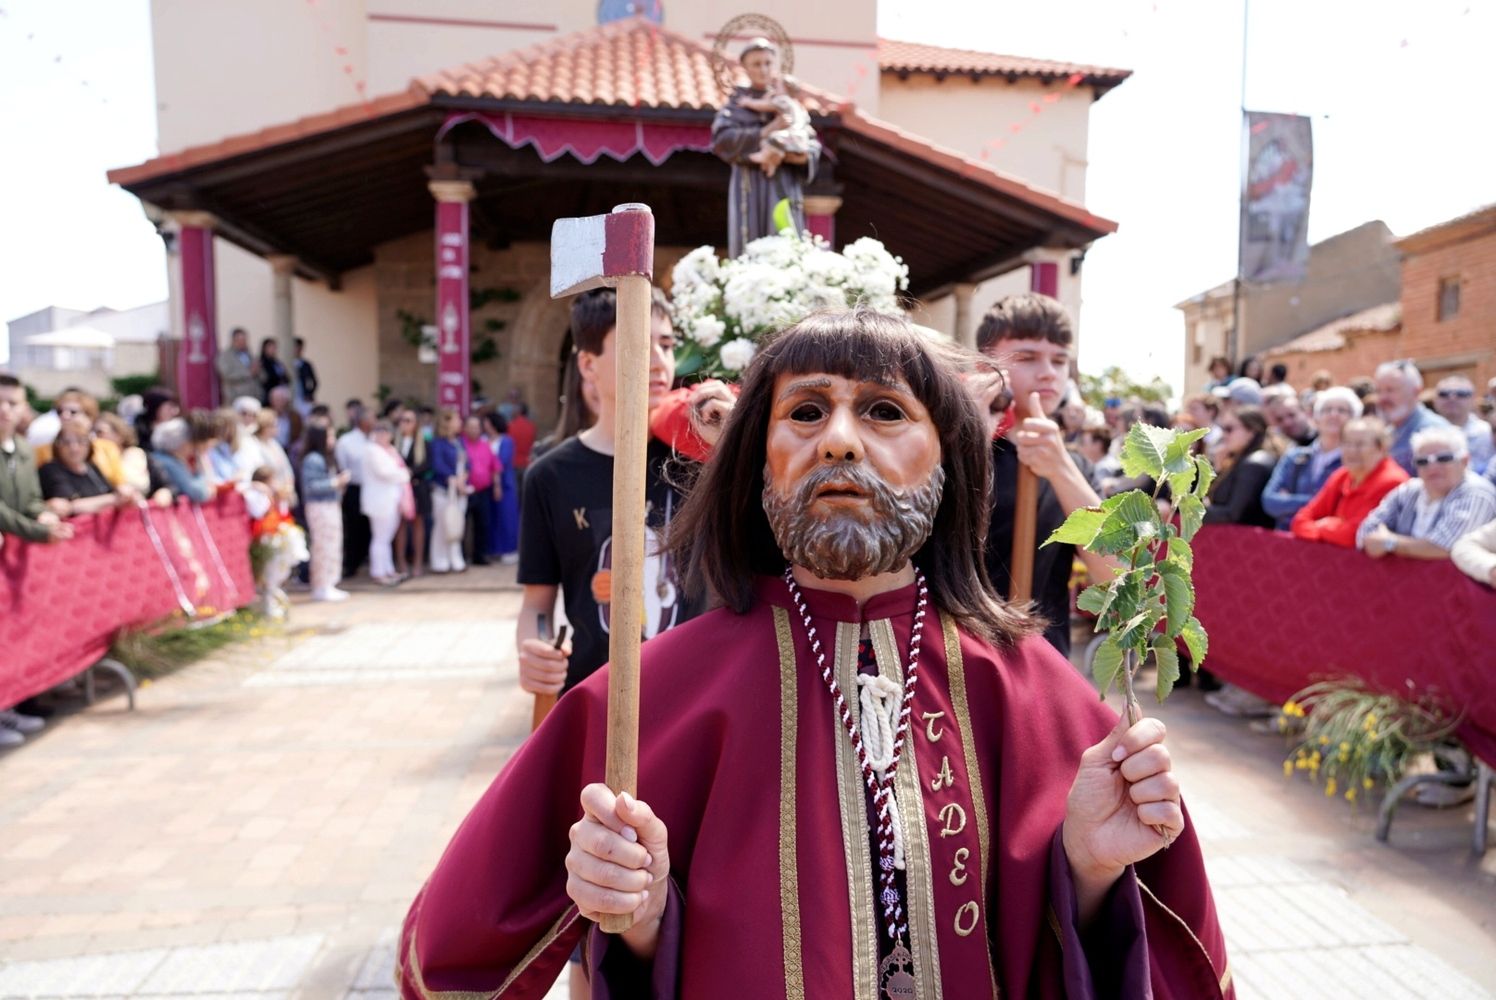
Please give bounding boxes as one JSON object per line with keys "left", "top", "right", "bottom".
{"left": 669, "top": 233, "right": 909, "bottom": 380}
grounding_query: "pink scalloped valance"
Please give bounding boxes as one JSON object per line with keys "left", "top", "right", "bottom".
{"left": 439, "top": 111, "right": 713, "bottom": 166}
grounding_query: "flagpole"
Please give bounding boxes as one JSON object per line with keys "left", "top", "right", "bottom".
{"left": 1230, "top": 0, "right": 1250, "bottom": 367}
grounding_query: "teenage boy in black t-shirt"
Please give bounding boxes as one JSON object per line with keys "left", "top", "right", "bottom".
{"left": 516, "top": 288, "right": 707, "bottom": 695}
{"left": 978, "top": 293, "right": 1120, "bottom": 657}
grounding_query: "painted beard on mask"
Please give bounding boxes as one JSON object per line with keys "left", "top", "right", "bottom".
{"left": 762, "top": 461, "right": 946, "bottom": 581}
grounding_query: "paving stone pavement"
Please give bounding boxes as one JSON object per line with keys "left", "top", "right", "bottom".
{"left": 0, "top": 566, "right": 1492, "bottom": 998}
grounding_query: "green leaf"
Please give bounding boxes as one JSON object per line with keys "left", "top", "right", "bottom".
{"left": 1091, "top": 634, "right": 1126, "bottom": 698}
{"left": 1162, "top": 427, "right": 1209, "bottom": 475}
{"left": 1166, "top": 537, "right": 1193, "bottom": 571}
{"left": 1191, "top": 455, "right": 1217, "bottom": 501}
{"left": 1091, "top": 491, "right": 1160, "bottom": 556}
{"left": 1092, "top": 517, "right": 1140, "bottom": 557}
{"left": 1180, "top": 615, "right": 1209, "bottom": 670}
{"left": 673, "top": 344, "right": 705, "bottom": 378}
{"left": 1177, "top": 494, "right": 1205, "bottom": 542}
{"left": 1115, "top": 607, "right": 1162, "bottom": 658}
{"left": 1076, "top": 581, "right": 1116, "bottom": 619}
{"left": 1043, "top": 506, "right": 1108, "bottom": 548}
{"left": 1166, "top": 464, "right": 1199, "bottom": 503}
{"left": 1121, "top": 422, "right": 1173, "bottom": 480}
{"left": 1158, "top": 562, "right": 1194, "bottom": 636}
{"left": 1152, "top": 637, "right": 1181, "bottom": 703}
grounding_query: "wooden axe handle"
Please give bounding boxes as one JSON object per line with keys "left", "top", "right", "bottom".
{"left": 1009, "top": 395, "right": 1039, "bottom": 603}
{"left": 598, "top": 272, "right": 651, "bottom": 935}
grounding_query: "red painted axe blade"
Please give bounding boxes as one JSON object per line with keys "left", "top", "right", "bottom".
{"left": 550, "top": 203, "right": 655, "bottom": 299}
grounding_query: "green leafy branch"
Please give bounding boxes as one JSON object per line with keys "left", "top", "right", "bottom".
{"left": 1044, "top": 423, "right": 1215, "bottom": 713}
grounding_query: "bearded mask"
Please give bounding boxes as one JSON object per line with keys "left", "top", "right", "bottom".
{"left": 762, "top": 461, "right": 946, "bottom": 580}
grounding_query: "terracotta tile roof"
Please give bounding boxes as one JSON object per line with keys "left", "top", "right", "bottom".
{"left": 106, "top": 89, "right": 428, "bottom": 187}
{"left": 1395, "top": 202, "right": 1496, "bottom": 255}
{"left": 418, "top": 18, "right": 839, "bottom": 114}
{"left": 877, "top": 38, "right": 1131, "bottom": 89}
{"left": 1264, "top": 303, "right": 1402, "bottom": 357}
{"left": 107, "top": 16, "right": 1113, "bottom": 239}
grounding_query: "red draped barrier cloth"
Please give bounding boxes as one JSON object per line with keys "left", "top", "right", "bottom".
{"left": 1192, "top": 525, "right": 1496, "bottom": 768}
{"left": 0, "top": 494, "right": 255, "bottom": 708}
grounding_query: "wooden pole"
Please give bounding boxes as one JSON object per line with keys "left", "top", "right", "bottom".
{"left": 598, "top": 269, "right": 651, "bottom": 933}
{"left": 531, "top": 691, "right": 557, "bottom": 732}
{"left": 1008, "top": 392, "right": 1038, "bottom": 603}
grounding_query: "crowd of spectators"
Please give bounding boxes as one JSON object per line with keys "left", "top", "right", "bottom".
{"left": 0, "top": 332, "right": 536, "bottom": 746}
{"left": 5, "top": 314, "right": 1495, "bottom": 760}
{"left": 1071, "top": 355, "right": 1496, "bottom": 745}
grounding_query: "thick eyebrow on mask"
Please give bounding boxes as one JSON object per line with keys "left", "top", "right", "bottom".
{"left": 777, "top": 374, "right": 914, "bottom": 406}
{"left": 777, "top": 377, "right": 834, "bottom": 402}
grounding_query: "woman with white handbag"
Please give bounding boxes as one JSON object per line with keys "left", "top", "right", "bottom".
{"left": 428, "top": 408, "right": 471, "bottom": 573}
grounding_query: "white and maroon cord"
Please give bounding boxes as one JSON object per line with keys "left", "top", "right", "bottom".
{"left": 783, "top": 566, "right": 927, "bottom": 942}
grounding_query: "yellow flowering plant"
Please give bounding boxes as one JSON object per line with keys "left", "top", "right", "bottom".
{"left": 1280, "top": 678, "right": 1461, "bottom": 806}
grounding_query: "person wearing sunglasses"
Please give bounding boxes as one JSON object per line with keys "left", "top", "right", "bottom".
{"left": 1357, "top": 426, "right": 1496, "bottom": 560}
{"left": 1431, "top": 375, "right": 1492, "bottom": 475}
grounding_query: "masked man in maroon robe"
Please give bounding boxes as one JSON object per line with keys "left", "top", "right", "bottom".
{"left": 398, "top": 310, "right": 1235, "bottom": 999}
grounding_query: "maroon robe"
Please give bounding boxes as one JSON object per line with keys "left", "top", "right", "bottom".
{"left": 398, "top": 577, "right": 1234, "bottom": 998}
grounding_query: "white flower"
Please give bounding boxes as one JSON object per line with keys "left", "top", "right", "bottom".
{"left": 672, "top": 245, "right": 720, "bottom": 288}
{"left": 718, "top": 337, "right": 758, "bottom": 372}
{"left": 689, "top": 315, "right": 726, "bottom": 348}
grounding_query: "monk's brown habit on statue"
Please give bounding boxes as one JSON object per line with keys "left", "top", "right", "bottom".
{"left": 712, "top": 89, "right": 821, "bottom": 257}
{"left": 397, "top": 574, "right": 1234, "bottom": 998}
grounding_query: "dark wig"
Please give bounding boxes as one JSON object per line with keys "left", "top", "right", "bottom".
{"left": 665, "top": 308, "right": 1037, "bottom": 648}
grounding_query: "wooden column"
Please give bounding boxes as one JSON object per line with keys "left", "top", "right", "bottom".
{"left": 803, "top": 193, "right": 842, "bottom": 246}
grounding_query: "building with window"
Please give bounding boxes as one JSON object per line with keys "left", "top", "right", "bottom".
{"left": 1174, "top": 221, "right": 1401, "bottom": 396}
{"left": 1249, "top": 204, "right": 1495, "bottom": 390}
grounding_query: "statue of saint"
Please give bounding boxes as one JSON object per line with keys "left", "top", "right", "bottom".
{"left": 711, "top": 38, "right": 821, "bottom": 257}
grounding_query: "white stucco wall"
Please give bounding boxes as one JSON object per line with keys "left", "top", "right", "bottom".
{"left": 875, "top": 74, "right": 1092, "bottom": 202}
{"left": 294, "top": 265, "right": 380, "bottom": 412}
{"left": 151, "top": 0, "right": 369, "bottom": 153}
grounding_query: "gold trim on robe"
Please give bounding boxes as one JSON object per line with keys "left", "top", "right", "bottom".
{"left": 401, "top": 904, "right": 581, "bottom": 1000}
{"left": 871, "top": 618, "right": 943, "bottom": 1000}
{"left": 942, "top": 612, "right": 1001, "bottom": 999}
{"left": 1138, "top": 878, "right": 1230, "bottom": 998}
{"left": 833, "top": 620, "right": 881, "bottom": 1000}
{"left": 773, "top": 606, "right": 808, "bottom": 1000}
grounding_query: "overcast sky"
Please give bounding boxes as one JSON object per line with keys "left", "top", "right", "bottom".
{"left": 1, "top": 0, "right": 1491, "bottom": 391}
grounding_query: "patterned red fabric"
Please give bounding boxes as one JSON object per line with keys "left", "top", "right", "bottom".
{"left": 1193, "top": 525, "right": 1496, "bottom": 768}
{"left": 0, "top": 495, "right": 254, "bottom": 708}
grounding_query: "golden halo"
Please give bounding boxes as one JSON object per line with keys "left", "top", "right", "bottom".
{"left": 711, "top": 14, "right": 794, "bottom": 98}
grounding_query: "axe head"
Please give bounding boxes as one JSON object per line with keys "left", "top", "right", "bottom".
{"left": 550, "top": 203, "right": 656, "bottom": 299}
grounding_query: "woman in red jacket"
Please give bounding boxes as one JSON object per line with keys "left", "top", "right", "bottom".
{"left": 1291, "top": 417, "right": 1408, "bottom": 547}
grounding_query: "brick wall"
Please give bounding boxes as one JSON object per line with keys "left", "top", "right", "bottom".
{"left": 1399, "top": 224, "right": 1496, "bottom": 386}
{"left": 1263, "top": 326, "right": 1403, "bottom": 388}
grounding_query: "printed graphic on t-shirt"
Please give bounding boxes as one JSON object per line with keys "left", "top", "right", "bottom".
{"left": 589, "top": 494, "right": 683, "bottom": 639}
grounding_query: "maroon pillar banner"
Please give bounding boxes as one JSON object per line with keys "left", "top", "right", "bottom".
{"left": 807, "top": 212, "right": 835, "bottom": 246}
{"left": 177, "top": 225, "right": 219, "bottom": 411}
{"left": 435, "top": 199, "right": 470, "bottom": 415}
